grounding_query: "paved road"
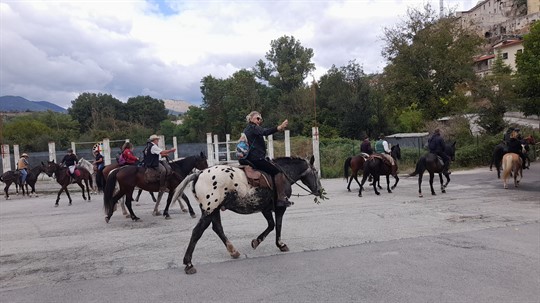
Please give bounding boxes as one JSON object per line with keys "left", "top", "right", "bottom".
{"left": 1, "top": 163, "right": 539, "bottom": 302}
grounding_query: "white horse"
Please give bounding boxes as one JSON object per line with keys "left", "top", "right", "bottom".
{"left": 78, "top": 158, "right": 97, "bottom": 194}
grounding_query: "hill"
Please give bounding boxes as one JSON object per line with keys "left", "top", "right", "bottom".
{"left": 163, "top": 99, "right": 194, "bottom": 115}
{"left": 0, "top": 96, "right": 67, "bottom": 113}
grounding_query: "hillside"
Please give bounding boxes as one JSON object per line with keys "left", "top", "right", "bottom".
{"left": 0, "top": 96, "right": 67, "bottom": 113}
{"left": 163, "top": 99, "right": 194, "bottom": 115}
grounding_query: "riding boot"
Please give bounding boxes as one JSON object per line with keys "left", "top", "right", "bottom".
{"left": 443, "top": 161, "right": 451, "bottom": 175}
{"left": 274, "top": 173, "right": 292, "bottom": 208}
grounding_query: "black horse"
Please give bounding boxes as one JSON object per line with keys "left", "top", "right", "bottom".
{"left": 490, "top": 143, "right": 506, "bottom": 178}
{"left": 170, "top": 156, "right": 323, "bottom": 274}
{"left": 43, "top": 161, "right": 93, "bottom": 206}
{"left": 358, "top": 145, "right": 401, "bottom": 197}
{"left": 410, "top": 142, "right": 456, "bottom": 197}
{"left": 103, "top": 153, "right": 208, "bottom": 222}
{"left": 0, "top": 165, "right": 45, "bottom": 199}
{"left": 344, "top": 154, "right": 369, "bottom": 192}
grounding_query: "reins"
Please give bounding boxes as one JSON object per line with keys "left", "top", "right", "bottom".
{"left": 278, "top": 163, "right": 318, "bottom": 197}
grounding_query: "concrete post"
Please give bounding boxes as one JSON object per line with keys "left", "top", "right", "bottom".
{"left": 285, "top": 130, "right": 291, "bottom": 157}
{"left": 213, "top": 134, "right": 219, "bottom": 164}
{"left": 312, "top": 126, "right": 321, "bottom": 177}
{"left": 158, "top": 135, "right": 165, "bottom": 150}
{"left": 206, "top": 133, "right": 214, "bottom": 166}
{"left": 173, "top": 136, "right": 178, "bottom": 159}
{"left": 48, "top": 142, "right": 56, "bottom": 162}
{"left": 226, "top": 134, "right": 231, "bottom": 162}
{"left": 103, "top": 138, "right": 111, "bottom": 165}
{"left": 71, "top": 142, "right": 76, "bottom": 155}
{"left": 13, "top": 145, "right": 19, "bottom": 169}
{"left": 2, "top": 144, "right": 11, "bottom": 172}
{"left": 267, "top": 135, "right": 274, "bottom": 159}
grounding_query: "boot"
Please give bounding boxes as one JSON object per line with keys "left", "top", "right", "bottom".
{"left": 274, "top": 173, "right": 293, "bottom": 208}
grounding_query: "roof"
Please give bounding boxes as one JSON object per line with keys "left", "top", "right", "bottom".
{"left": 493, "top": 39, "right": 522, "bottom": 49}
{"left": 386, "top": 132, "right": 429, "bottom": 138}
{"left": 474, "top": 54, "right": 495, "bottom": 62}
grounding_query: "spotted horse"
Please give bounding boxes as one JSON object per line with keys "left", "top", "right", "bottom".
{"left": 171, "top": 156, "right": 324, "bottom": 274}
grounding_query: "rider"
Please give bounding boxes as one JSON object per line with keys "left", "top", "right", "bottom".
{"left": 143, "top": 135, "right": 176, "bottom": 192}
{"left": 374, "top": 133, "right": 395, "bottom": 167}
{"left": 121, "top": 142, "right": 139, "bottom": 165}
{"left": 506, "top": 129, "right": 527, "bottom": 169}
{"left": 242, "top": 111, "right": 291, "bottom": 208}
{"left": 360, "top": 136, "right": 373, "bottom": 155}
{"left": 428, "top": 128, "right": 450, "bottom": 174}
{"left": 17, "top": 153, "right": 30, "bottom": 185}
{"left": 61, "top": 148, "right": 78, "bottom": 177}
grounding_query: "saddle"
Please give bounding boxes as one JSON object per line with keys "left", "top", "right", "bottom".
{"left": 143, "top": 167, "right": 161, "bottom": 184}
{"left": 368, "top": 154, "right": 397, "bottom": 175}
{"left": 65, "top": 168, "right": 81, "bottom": 177}
{"left": 237, "top": 165, "right": 272, "bottom": 189}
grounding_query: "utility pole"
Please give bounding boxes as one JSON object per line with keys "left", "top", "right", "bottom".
{"left": 440, "top": 0, "right": 443, "bottom": 17}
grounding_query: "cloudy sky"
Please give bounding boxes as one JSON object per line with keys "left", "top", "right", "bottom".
{"left": 0, "top": 0, "right": 475, "bottom": 109}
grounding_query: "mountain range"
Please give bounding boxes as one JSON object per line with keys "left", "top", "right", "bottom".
{"left": 0, "top": 96, "right": 195, "bottom": 114}
{"left": 0, "top": 96, "right": 67, "bottom": 113}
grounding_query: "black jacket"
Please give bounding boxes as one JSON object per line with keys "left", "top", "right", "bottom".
{"left": 428, "top": 134, "right": 445, "bottom": 154}
{"left": 507, "top": 138, "right": 523, "bottom": 155}
{"left": 243, "top": 122, "right": 278, "bottom": 161}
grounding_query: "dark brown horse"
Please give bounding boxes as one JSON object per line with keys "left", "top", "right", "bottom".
{"left": 0, "top": 165, "right": 46, "bottom": 199}
{"left": 358, "top": 145, "right": 401, "bottom": 197}
{"left": 103, "top": 153, "right": 208, "bottom": 222}
{"left": 344, "top": 154, "right": 369, "bottom": 192}
{"left": 43, "top": 161, "right": 93, "bottom": 206}
{"left": 409, "top": 142, "right": 456, "bottom": 197}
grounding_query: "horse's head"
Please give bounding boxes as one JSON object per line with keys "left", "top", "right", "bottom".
{"left": 43, "top": 160, "right": 57, "bottom": 177}
{"left": 391, "top": 144, "right": 401, "bottom": 160}
{"left": 195, "top": 151, "right": 209, "bottom": 170}
{"left": 445, "top": 141, "right": 456, "bottom": 161}
{"left": 300, "top": 156, "right": 323, "bottom": 197}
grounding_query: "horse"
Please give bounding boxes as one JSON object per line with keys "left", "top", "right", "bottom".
{"left": 103, "top": 153, "right": 208, "bottom": 222}
{"left": 0, "top": 165, "right": 45, "bottom": 199}
{"left": 409, "top": 141, "right": 456, "bottom": 197}
{"left": 170, "top": 156, "right": 323, "bottom": 275}
{"left": 42, "top": 161, "right": 93, "bottom": 206}
{"left": 78, "top": 158, "right": 100, "bottom": 193}
{"left": 358, "top": 145, "right": 401, "bottom": 197}
{"left": 102, "top": 161, "right": 196, "bottom": 218}
{"left": 344, "top": 153, "right": 369, "bottom": 192}
{"left": 490, "top": 143, "right": 506, "bottom": 178}
{"left": 501, "top": 153, "right": 523, "bottom": 189}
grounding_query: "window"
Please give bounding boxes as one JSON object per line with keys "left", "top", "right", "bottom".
{"left": 517, "top": 49, "right": 523, "bottom": 54}
{"left": 502, "top": 53, "right": 508, "bottom": 59}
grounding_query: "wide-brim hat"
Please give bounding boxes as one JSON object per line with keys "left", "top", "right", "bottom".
{"left": 149, "top": 134, "right": 160, "bottom": 141}
{"left": 21, "top": 153, "right": 28, "bottom": 157}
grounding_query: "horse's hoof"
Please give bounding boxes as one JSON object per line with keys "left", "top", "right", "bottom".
{"left": 164, "top": 214, "right": 171, "bottom": 220}
{"left": 124, "top": 214, "right": 130, "bottom": 218}
{"left": 279, "top": 244, "right": 289, "bottom": 252}
{"left": 419, "top": 194, "right": 423, "bottom": 198}
{"left": 231, "top": 251, "right": 241, "bottom": 259}
{"left": 132, "top": 217, "right": 141, "bottom": 222}
{"left": 387, "top": 190, "right": 392, "bottom": 193}
{"left": 69, "top": 203, "right": 72, "bottom": 206}
{"left": 375, "top": 192, "right": 380, "bottom": 195}
{"left": 358, "top": 193, "right": 362, "bottom": 197}
{"left": 105, "top": 217, "right": 110, "bottom": 223}
{"left": 431, "top": 193, "right": 436, "bottom": 196}
{"left": 442, "top": 190, "right": 446, "bottom": 193}
{"left": 185, "top": 264, "right": 197, "bottom": 275}
{"left": 347, "top": 189, "right": 351, "bottom": 192}
{"left": 54, "top": 204, "right": 59, "bottom": 207}
{"left": 182, "top": 209, "right": 188, "bottom": 213}
{"left": 190, "top": 213, "right": 197, "bottom": 219}
{"left": 251, "top": 238, "right": 262, "bottom": 249}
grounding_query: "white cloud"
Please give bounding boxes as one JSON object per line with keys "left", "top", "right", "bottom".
{"left": 0, "top": 0, "right": 473, "bottom": 109}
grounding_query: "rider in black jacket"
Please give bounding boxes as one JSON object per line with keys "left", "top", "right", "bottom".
{"left": 428, "top": 129, "right": 450, "bottom": 174}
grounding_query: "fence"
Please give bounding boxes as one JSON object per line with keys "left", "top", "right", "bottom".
{"left": 1, "top": 127, "right": 322, "bottom": 176}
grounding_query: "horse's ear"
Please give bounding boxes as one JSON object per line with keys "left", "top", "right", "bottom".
{"left": 309, "top": 155, "right": 315, "bottom": 165}
{"left": 200, "top": 151, "right": 206, "bottom": 159}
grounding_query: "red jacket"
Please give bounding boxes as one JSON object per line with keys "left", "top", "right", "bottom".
{"left": 122, "top": 148, "right": 138, "bottom": 164}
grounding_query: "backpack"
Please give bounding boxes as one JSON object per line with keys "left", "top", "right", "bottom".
{"left": 118, "top": 152, "right": 126, "bottom": 165}
{"left": 236, "top": 140, "right": 250, "bottom": 160}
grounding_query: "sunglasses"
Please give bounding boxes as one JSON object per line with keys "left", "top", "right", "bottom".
{"left": 256, "top": 117, "right": 262, "bottom": 121}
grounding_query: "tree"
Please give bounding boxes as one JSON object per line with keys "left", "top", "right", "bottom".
{"left": 125, "top": 95, "right": 168, "bottom": 130}
{"left": 515, "top": 21, "right": 540, "bottom": 121}
{"left": 68, "top": 93, "right": 124, "bottom": 132}
{"left": 254, "top": 35, "right": 315, "bottom": 93}
{"left": 175, "top": 106, "right": 208, "bottom": 143}
{"left": 381, "top": 4, "right": 482, "bottom": 121}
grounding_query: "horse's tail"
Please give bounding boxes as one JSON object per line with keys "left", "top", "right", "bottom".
{"left": 501, "top": 153, "right": 513, "bottom": 181}
{"left": 171, "top": 172, "right": 200, "bottom": 204}
{"left": 409, "top": 157, "right": 424, "bottom": 177}
{"left": 103, "top": 168, "right": 120, "bottom": 216}
{"left": 344, "top": 157, "right": 352, "bottom": 180}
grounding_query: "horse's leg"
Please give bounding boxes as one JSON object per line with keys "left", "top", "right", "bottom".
{"left": 358, "top": 173, "right": 369, "bottom": 197}
{"left": 346, "top": 175, "right": 354, "bottom": 192}
{"left": 429, "top": 172, "right": 436, "bottom": 195}
{"left": 251, "top": 210, "right": 276, "bottom": 250}
{"left": 391, "top": 173, "right": 399, "bottom": 190}
{"left": 182, "top": 194, "right": 196, "bottom": 218}
{"left": 4, "top": 184, "right": 10, "bottom": 199}
{"left": 372, "top": 174, "right": 381, "bottom": 195}
{"left": 273, "top": 207, "right": 289, "bottom": 252}
{"left": 85, "top": 179, "right": 91, "bottom": 201}
{"left": 124, "top": 188, "right": 140, "bottom": 221}
{"left": 439, "top": 173, "right": 446, "bottom": 193}
{"left": 135, "top": 188, "right": 143, "bottom": 202}
{"left": 153, "top": 191, "right": 164, "bottom": 216}
{"left": 417, "top": 172, "right": 424, "bottom": 197}
{"left": 386, "top": 174, "right": 392, "bottom": 193}
{"left": 183, "top": 213, "right": 214, "bottom": 274}
{"left": 77, "top": 181, "right": 87, "bottom": 201}
{"left": 162, "top": 192, "right": 174, "bottom": 219}
{"left": 210, "top": 210, "right": 240, "bottom": 258}
{"left": 150, "top": 191, "right": 157, "bottom": 203}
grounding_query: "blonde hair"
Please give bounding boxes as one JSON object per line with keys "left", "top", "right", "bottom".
{"left": 122, "top": 142, "right": 133, "bottom": 150}
{"left": 246, "top": 111, "right": 260, "bottom": 123}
